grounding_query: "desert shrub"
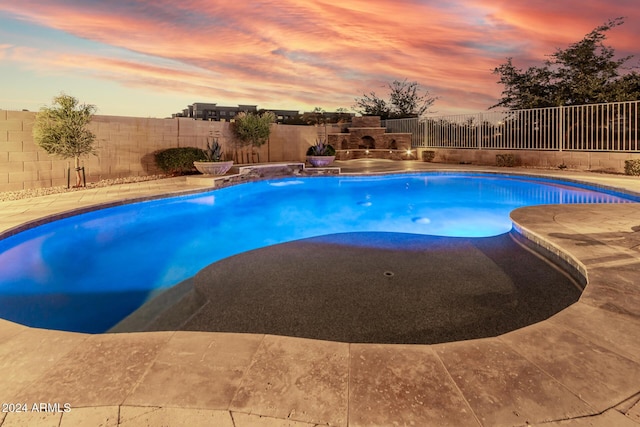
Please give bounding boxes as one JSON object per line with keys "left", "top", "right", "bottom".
{"left": 496, "top": 154, "right": 515, "bottom": 167}
{"left": 624, "top": 159, "right": 640, "bottom": 176}
{"left": 422, "top": 150, "right": 435, "bottom": 162}
{"left": 154, "top": 147, "right": 204, "bottom": 175}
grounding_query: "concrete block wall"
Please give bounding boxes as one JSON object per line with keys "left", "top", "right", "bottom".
{"left": 1, "top": 110, "right": 59, "bottom": 191}
{"left": 0, "top": 111, "right": 316, "bottom": 191}
{"left": 422, "top": 148, "right": 640, "bottom": 172}
{"left": 267, "top": 124, "right": 317, "bottom": 162}
{"left": 90, "top": 115, "right": 181, "bottom": 179}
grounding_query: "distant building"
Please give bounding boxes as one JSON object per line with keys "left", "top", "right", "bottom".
{"left": 259, "top": 108, "right": 301, "bottom": 123}
{"left": 172, "top": 103, "right": 257, "bottom": 121}
{"left": 172, "top": 102, "right": 299, "bottom": 123}
{"left": 172, "top": 102, "right": 354, "bottom": 125}
{"left": 300, "top": 110, "right": 355, "bottom": 125}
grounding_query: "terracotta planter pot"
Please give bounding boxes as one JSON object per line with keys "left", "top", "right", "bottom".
{"left": 306, "top": 155, "right": 335, "bottom": 167}
{"left": 193, "top": 161, "right": 234, "bottom": 175}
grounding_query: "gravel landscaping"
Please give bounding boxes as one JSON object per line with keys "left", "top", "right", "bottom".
{"left": 0, "top": 175, "right": 167, "bottom": 202}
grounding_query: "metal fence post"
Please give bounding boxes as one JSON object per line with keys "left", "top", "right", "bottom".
{"left": 477, "top": 113, "right": 482, "bottom": 150}
{"left": 559, "top": 105, "right": 564, "bottom": 152}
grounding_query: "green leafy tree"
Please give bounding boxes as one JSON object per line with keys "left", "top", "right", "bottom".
{"left": 492, "top": 18, "right": 639, "bottom": 109}
{"left": 608, "top": 70, "right": 640, "bottom": 101}
{"left": 233, "top": 111, "right": 276, "bottom": 147}
{"left": 33, "top": 94, "right": 97, "bottom": 186}
{"left": 232, "top": 111, "right": 276, "bottom": 162}
{"left": 354, "top": 79, "right": 437, "bottom": 119}
{"left": 491, "top": 59, "right": 556, "bottom": 109}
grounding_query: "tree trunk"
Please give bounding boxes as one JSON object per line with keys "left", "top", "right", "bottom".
{"left": 74, "top": 156, "right": 82, "bottom": 187}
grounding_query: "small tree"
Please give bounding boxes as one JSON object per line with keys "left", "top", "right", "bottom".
{"left": 33, "top": 94, "right": 97, "bottom": 186}
{"left": 354, "top": 79, "right": 437, "bottom": 119}
{"left": 232, "top": 111, "right": 276, "bottom": 163}
{"left": 354, "top": 92, "right": 391, "bottom": 118}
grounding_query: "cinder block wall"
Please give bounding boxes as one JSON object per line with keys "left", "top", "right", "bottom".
{"left": 0, "top": 111, "right": 318, "bottom": 191}
{"left": 1, "top": 110, "right": 51, "bottom": 191}
{"left": 267, "top": 124, "right": 317, "bottom": 162}
{"left": 91, "top": 115, "right": 181, "bottom": 179}
{"left": 421, "top": 148, "right": 640, "bottom": 172}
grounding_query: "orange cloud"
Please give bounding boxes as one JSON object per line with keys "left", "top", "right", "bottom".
{"left": 1, "top": 0, "right": 638, "bottom": 116}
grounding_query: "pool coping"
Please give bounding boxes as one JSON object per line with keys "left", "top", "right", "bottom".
{"left": 1, "top": 162, "right": 639, "bottom": 426}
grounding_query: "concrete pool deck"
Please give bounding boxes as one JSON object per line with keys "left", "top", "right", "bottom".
{"left": 0, "top": 160, "right": 639, "bottom": 426}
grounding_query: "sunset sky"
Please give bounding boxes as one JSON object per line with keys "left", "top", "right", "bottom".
{"left": 1, "top": 1, "right": 639, "bottom": 118}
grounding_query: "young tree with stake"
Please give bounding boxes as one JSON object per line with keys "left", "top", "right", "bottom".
{"left": 33, "top": 94, "right": 97, "bottom": 187}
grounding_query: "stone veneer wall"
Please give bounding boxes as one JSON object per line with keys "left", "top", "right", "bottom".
{"left": 351, "top": 116, "right": 382, "bottom": 128}
{"left": 421, "top": 148, "right": 640, "bottom": 172}
{"left": 0, "top": 110, "right": 317, "bottom": 191}
{"left": 328, "top": 115, "right": 412, "bottom": 151}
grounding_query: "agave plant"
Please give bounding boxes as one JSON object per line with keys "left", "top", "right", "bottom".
{"left": 306, "top": 138, "right": 336, "bottom": 156}
{"left": 202, "top": 137, "right": 224, "bottom": 162}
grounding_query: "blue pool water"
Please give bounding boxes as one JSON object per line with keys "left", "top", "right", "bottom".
{"left": 0, "top": 173, "right": 636, "bottom": 333}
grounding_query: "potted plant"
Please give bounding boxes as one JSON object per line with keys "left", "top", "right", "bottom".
{"left": 306, "top": 138, "right": 336, "bottom": 167}
{"left": 193, "top": 135, "right": 234, "bottom": 175}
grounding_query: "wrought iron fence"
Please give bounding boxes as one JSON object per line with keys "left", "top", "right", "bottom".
{"left": 385, "top": 101, "right": 639, "bottom": 152}
{"left": 382, "top": 118, "right": 426, "bottom": 146}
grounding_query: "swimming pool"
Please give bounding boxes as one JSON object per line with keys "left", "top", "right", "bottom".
{"left": 0, "top": 172, "right": 636, "bottom": 333}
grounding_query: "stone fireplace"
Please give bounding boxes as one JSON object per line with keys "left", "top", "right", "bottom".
{"left": 327, "top": 116, "right": 415, "bottom": 160}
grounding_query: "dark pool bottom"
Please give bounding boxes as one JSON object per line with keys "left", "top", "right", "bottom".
{"left": 136, "top": 231, "right": 581, "bottom": 345}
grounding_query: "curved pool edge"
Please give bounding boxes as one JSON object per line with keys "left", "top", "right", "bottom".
{"left": 1, "top": 167, "right": 640, "bottom": 425}
{"left": 510, "top": 219, "right": 588, "bottom": 288}
{"left": 0, "top": 182, "right": 213, "bottom": 240}
{"left": 2, "top": 167, "right": 639, "bottom": 242}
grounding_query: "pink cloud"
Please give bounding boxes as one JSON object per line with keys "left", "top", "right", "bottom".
{"left": 1, "top": 0, "right": 638, "bottom": 116}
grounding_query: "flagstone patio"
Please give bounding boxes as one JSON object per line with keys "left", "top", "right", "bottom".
{"left": 1, "top": 160, "right": 639, "bottom": 426}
